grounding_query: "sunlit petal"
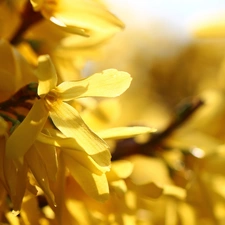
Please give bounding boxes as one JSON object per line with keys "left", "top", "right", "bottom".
{"left": 97, "top": 126, "right": 157, "bottom": 140}
{"left": 63, "top": 149, "right": 110, "bottom": 175}
{"left": 25, "top": 145, "right": 56, "bottom": 206}
{"left": 193, "top": 14, "right": 225, "bottom": 38}
{"left": 30, "top": 0, "right": 44, "bottom": 11}
{"left": 4, "top": 156, "right": 27, "bottom": 211}
{"left": 35, "top": 140, "right": 58, "bottom": 181}
{"left": 107, "top": 160, "right": 133, "bottom": 181}
{"left": 37, "top": 55, "right": 58, "bottom": 97}
{"left": 129, "top": 155, "right": 172, "bottom": 186}
{"left": 37, "top": 131, "right": 82, "bottom": 150}
{"left": 49, "top": 100, "right": 111, "bottom": 167}
{"left": 0, "top": 117, "right": 7, "bottom": 135}
{"left": 20, "top": 194, "right": 41, "bottom": 225}
{"left": 63, "top": 151, "right": 109, "bottom": 201}
{"left": 110, "top": 180, "right": 127, "bottom": 196}
{"left": 38, "top": 0, "right": 124, "bottom": 44}
{"left": 163, "top": 185, "right": 186, "bottom": 200}
{"left": 6, "top": 99, "right": 49, "bottom": 158}
{"left": 57, "top": 69, "right": 132, "bottom": 101}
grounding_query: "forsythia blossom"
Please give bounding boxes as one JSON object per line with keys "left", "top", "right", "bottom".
{"left": 6, "top": 54, "right": 132, "bottom": 159}
{"left": 4, "top": 54, "right": 136, "bottom": 202}
{"left": 2, "top": 0, "right": 225, "bottom": 224}
{"left": 30, "top": 0, "right": 124, "bottom": 44}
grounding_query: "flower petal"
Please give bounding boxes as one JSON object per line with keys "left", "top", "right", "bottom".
{"left": 6, "top": 99, "right": 49, "bottom": 158}
{"left": 30, "top": 0, "right": 44, "bottom": 11}
{"left": 192, "top": 14, "right": 225, "bottom": 38}
{"left": 110, "top": 180, "right": 127, "bottom": 196}
{"left": 49, "top": 101, "right": 111, "bottom": 167}
{"left": 38, "top": 0, "right": 124, "bottom": 44}
{"left": 20, "top": 193, "right": 42, "bottom": 224}
{"left": 35, "top": 140, "right": 58, "bottom": 181}
{"left": 128, "top": 155, "right": 172, "bottom": 186}
{"left": 37, "top": 131, "right": 109, "bottom": 173}
{"left": 37, "top": 131, "right": 82, "bottom": 150}
{"left": 37, "top": 55, "right": 58, "bottom": 96}
{"left": 0, "top": 116, "right": 8, "bottom": 135}
{"left": 63, "top": 149, "right": 110, "bottom": 175}
{"left": 3, "top": 156, "right": 27, "bottom": 211}
{"left": 57, "top": 69, "right": 132, "bottom": 101}
{"left": 63, "top": 151, "right": 109, "bottom": 201}
{"left": 96, "top": 126, "right": 157, "bottom": 140}
{"left": 107, "top": 160, "right": 133, "bottom": 181}
{"left": 25, "top": 145, "right": 56, "bottom": 206}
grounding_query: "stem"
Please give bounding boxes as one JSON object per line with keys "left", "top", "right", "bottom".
{"left": 0, "top": 83, "right": 38, "bottom": 111}
{"left": 112, "top": 97, "right": 204, "bottom": 161}
{"left": 10, "top": 1, "right": 43, "bottom": 45}
{"left": 0, "top": 112, "right": 19, "bottom": 125}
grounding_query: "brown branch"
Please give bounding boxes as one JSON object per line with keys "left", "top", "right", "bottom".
{"left": 0, "top": 82, "right": 38, "bottom": 110}
{"left": 112, "top": 97, "right": 204, "bottom": 161}
{"left": 10, "top": 1, "right": 43, "bottom": 45}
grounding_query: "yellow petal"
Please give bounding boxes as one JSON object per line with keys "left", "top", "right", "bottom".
{"left": 128, "top": 155, "right": 172, "bottom": 186}
{"left": 25, "top": 145, "right": 56, "bottom": 206}
{"left": 6, "top": 99, "right": 49, "bottom": 158}
{"left": 163, "top": 185, "right": 186, "bottom": 200}
{"left": 192, "top": 14, "right": 225, "bottom": 38}
{"left": 130, "top": 182, "right": 163, "bottom": 199}
{"left": 20, "top": 194, "right": 41, "bottom": 225}
{"left": 49, "top": 152, "right": 66, "bottom": 223}
{"left": 107, "top": 160, "right": 133, "bottom": 181}
{"left": 37, "top": 55, "right": 58, "bottom": 97}
{"left": 35, "top": 140, "right": 58, "bottom": 181}
{"left": 97, "top": 126, "right": 157, "bottom": 140}
{"left": 63, "top": 149, "right": 110, "bottom": 175}
{"left": 5, "top": 212, "right": 20, "bottom": 225}
{"left": 40, "top": 0, "right": 124, "bottom": 44}
{"left": 37, "top": 131, "right": 109, "bottom": 173}
{"left": 63, "top": 151, "right": 109, "bottom": 201}
{"left": 110, "top": 180, "right": 127, "bottom": 196}
{"left": 57, "top": 69, "right": 132, "bottom": 101}
{"left": 4, "top": 157, "right": 27, "bottom": 211}
{"left": 0, "top": 116, "right": 7, "bottom": 135}
{"left": 49, "top": 17, "right": 89, "bottom": 37}
{"left": 30, "top": 0, "right": 44, "bottom": 11}
{"left": 0, "top": 137, "right": 7, "bottom": 191}
{"left": 37, "top": 131, "right": 82, "bottom": 150}
{"left": 49, "top": 101, "right": 111, "bottom": 167}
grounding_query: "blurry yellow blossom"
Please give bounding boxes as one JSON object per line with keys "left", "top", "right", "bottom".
{"left": 3, "top": 0, "right": 225, "bottom": 224}
{"left": 192, "top": 13, "right": 225, "bottom": 38}
{"left": 30, "top": 0, "right": 124, "bottom": 45}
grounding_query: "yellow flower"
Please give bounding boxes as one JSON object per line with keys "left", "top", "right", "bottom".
{"left": 6, "top": 54, "right": 132, "bottom": 157}
{"left": 30, "top": 0, "right": 124, "bottom": 45}
{"left": 5, "top": 54, "right": 133, "bottom": 202}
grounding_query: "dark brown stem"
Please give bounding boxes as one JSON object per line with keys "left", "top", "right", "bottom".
{"left": 0, "top": 83, "right": 38, "bottom": 111}
{"left": 112, "top": 97, "right": 204, "bottom": 161}
{"left": 10, "top": 1, "right": 43, "bottom": 45}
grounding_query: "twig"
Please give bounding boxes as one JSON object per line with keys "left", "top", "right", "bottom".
{"left": 0, "top": 83, "right": 38, "bottom": 110}
{"left": 112, "top": 97, "right": 204, "bottom": 160}
{"left": 10, "top": 1, "right": 43, "bottom": 45}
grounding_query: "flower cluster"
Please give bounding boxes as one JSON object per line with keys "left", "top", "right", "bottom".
{"left": 1, "top": 0, "right": 225, "bottom": 225}
{"left": 0, "top": 0, "right": 154, "bottom": 224}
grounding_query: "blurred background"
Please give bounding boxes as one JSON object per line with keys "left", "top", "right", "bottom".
{"left": 86, "top": 0, "right": 225, "bottom": 136}
{"left": 105, "top": 0, "right": 225, "bottom": 34}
